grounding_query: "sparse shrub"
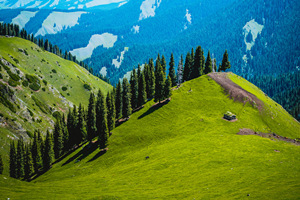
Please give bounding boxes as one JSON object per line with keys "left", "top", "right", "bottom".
{"left": 25, "top": 74, "right": 38, "bottom": 83}
{"left": 50, "top": 75, "right": 53, "bottom": 78}
{"left": 52, "top": 69, "right": 57, "bottom": 73}
{"left": 52, "top": 111, "right": 61, "bottom": 119}
{"left": 62, "top": 86, "right": 67, "bottom": 91}
{"left": 7, "top": 70, "right": 20, "bottom": 81}
{"left": 11, "top": 118, "right": 17, "bottom": 121}
{"left": 41, "top": 58, "right": 46, "bottom": 62}
{"left": 83, "top": 83, "right": 92, "bottom": 91}
{"left": 0, "top": 73, "right": 2, "bottom": 79}
{"left": 27, "top": 108, "right": 34, "bottom": 117}
{"left": 31, "top": 96, "right": 51, "bottom": 114}
{"left": 0, "top": 113, "right": 3, "bottom": 117}
{"left": 42, "top": 87, "right": 46, "bottom": 91}
{"left": 29, "top": 82, "right": 41, "bottom": 91}
{"left": 13, "top": 57, "right": 19, "bottom": 64}
{"left": 26, "top": 130, "right": 33, "bottom": 138}
{"left": 43, "top": 80, "right": 47, "bottom": 85}
{"left": 8, "top": 78, "right": 18, "bottom": 87}
{"left": 0, "top": 82, "right": 16, "bottom": 113}
{"left": 67, "top": 93, "right": 70, "bottom": 96}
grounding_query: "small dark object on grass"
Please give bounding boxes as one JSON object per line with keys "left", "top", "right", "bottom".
{"left": 247, "top": 194, "right": 250, "bottom": 196}
{"left": 145, "top": 156, "right": 149, "bottom": 159}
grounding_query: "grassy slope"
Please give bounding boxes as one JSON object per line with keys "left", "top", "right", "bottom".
{"left": 0, "top": 74, "right": 299, "bottom": 199}
{"left": 0, "top": 36, "right": 112, "bottom": 175}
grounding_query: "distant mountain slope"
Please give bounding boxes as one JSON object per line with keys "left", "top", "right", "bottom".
{"left": 0, "top": 36, "right": 112, "bottom": 166}
{"left": 0, "top": 73, "right": 299, "bottom": 199}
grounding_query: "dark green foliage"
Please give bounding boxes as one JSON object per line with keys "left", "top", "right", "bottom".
{"left": 0, "top": 73, "right": 2, "bottom": 79}
{"left": 67, "top": 108, "right": 76, "bottom": 145}
{"left": 51, "top": 69, "right": 57, "bottom": 73}
{"left": 130, "top": 68, "right": 138, "bottom": 109}
{"left": 220, "top": 50, "right": 231, "bottom": 72}
{"left": 62, "top": 86, "right": 67, "bottom": 91}
{"left": 16, "top": 139, "right": 25, "bottom": 179}
{"left": 146, "top": 59, "right": 155, "bottom": 98}
{"left": 24, "top": 146, "right": 34, "bottom": 180}
{"left": 76, "top": 103, "right": 86, "bottom": 144}
{"left": 32, "top": 131, "right": 42, "bottom": 173}
{"left": 0, "top": 154, "right": 3, "bottom": 174}
{"left": 43, "top": 130, "right": 54, "bottom": 170}
{"left": 52, "top": 111, "right": 61, "bottom": 119}
{"left": 61, "top": 114, "right": 69, "bottom": 152}
{"left": 83, "top": 83, "right": 92, "bottom": 91}
{"left": 155, "top": 65, "right": 165, "bottom": 103}
{"left": 26, "top": 74, "right": 41, "bottom": 91}
{"left": 192, "top": 46, "right": 204, "bottom": 79}
{"left": 0, "top": 82, "right": 15, "bottom": 112}
{"left": 9, "top": 141, "right": 17, "bottom": 178}
{"left": 31, "top": 96, "right": 51, "bottom": 114}
{"left": 106, "top": 92, "right": 115, "bottom": 132}
{"left": 164, "top": 75, "right": 172, "bottom": 99}
{"left": 87, "top": 93, "right": 97, "bottom": 141}
{"left": 43, "top": 79, "right": 47, "bottom": 85}
{"left": 7, "top": 70, "right": 20, "bottom": 81}
{"left": 115, "top": 80, "right": 122, "bottom": 119}
{"left": 122, "top": 78, "right": 132, "bottom": 118}
{"left": 53, "top": 119, "right": 63, "bottom": 159}
{"left": 96, "top": 90, "right": 108, "bottom": 149}
{"left": 29, "top": 82, "right": 41, "bottom": 91}
{"left": 27, "top": 108, "right": 33, "bottom": 117}
{"left": 8, "top": 78, "right": 18, "bottom": 87}
{"left": 22, "top": 80, "right": 29, "bottom": 87}
{"left": 25, "top": 74, "right": 39, "bottom": 83}
{"left": 183, "top": 52, "right": 192, "bottom": 81}
{"left": 169, "top": 53, "right": 177, "bottom": 87}
{"left": 161, "top": 55, "right": 167, "bottom": 77}
{"left": 138, "top": 72, "right": 147, "bottom": 107}
{"left": 204, "top": 51, "right": 212, "bottom": 74}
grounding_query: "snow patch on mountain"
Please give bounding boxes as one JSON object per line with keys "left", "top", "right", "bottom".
{"left": 49, "top": 0, "right": 60, "bottom": 7}
{"left": 112, "top": 47, "right": 129, "bottom": 68}
{"left": 27, "top": 1, "right": 42, "bottom": 8}
{"left": 139, "top": 0, "right": 162, "bottom": 21}
{"left": 118, "top": 1, "right": 127, "bottom": 7}
{"left": 10, "top": 0, "right": 35, "bottom": 8}
{"left": 131, "top": 25, "right": 140, "bottom": 34}
{"left": 100, "top": 67, "right": 107, "bottom": 77}
{"left": 39, "top": 0, "right": 51, "bottom": 8}
{"left": 86, "top": 0, "right": 128, "bottom": 8}
{"left": 243, "top": 19, "right": 264, "bottom": 51}
{"left": 184, "top": 9, "right": 192, "bottom": 30}
{"left": 11, "top": 11, "right": 38, "bottom": 30}
{"left": 35, "top": 11, "right": 87, "bottom": 37}
{"left": 70, "top": 33, "right": 118, "bottom": 61}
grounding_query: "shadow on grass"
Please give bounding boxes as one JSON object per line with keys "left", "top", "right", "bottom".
{"left": 138, "top": 98, "right": 170, "bottom": 119}
{"left": 88, "top": 150, "right": 107, "bottom": 162}
{"left": 62, "top": 141, "right": 99, "bottom": 166}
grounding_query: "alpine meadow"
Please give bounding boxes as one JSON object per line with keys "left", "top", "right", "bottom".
{"left": 0, "top": 0, "right": 299, "bottom": 199}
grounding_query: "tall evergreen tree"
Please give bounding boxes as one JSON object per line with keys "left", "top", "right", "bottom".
{"left": 106, "top": 92, "right": 116, "bottom": 133}
{"left": 87, "top": 93, "right": 97, "bottom": 141}
{"left": 61, "top": 114, "right": 69, "bottom": 152}
{"left": 16, "top": 139, "right": 25, "bottom": 179}
{"left": 130, "top": 68, "right": 138, "bottom": 109}
{"left": 43, "top": 130, "right": 54, "bottom": 170}
{"left": 32, "top": 131, "right": 42, "bottom": 173}
{"left": 169, "top": 53, "right": 177, "bottom": 87}
{"left": 155, "top": 65, "right": 165, "bottom": 103}
{"left": 220, "top": 50, "right": 231, "bottom": 72}
{"left": 24, "top": 146, "right": 34, "bottom": 180}
{"left": 191, "top": 48, "right": 195, "bottom": 67}
{"left": 204, "top": 51, "right": 212, "bottom": 74}
{"left": 164, "top": 75, "right": 172, "bottom": 99}
{"left": 161, "top": 55, "right": 167, "bottom": 77}
{"left": 0, "top": 154, "right": 3, "bottom": 174}
{"left": 122, "top": 78, "right": 132, "bottom": 118}
{"left": 177, "top": 55, "right": 184, "bottom": 86}
{"left": 37, "top": 130, "right": 44, "bottom": 157}
{"left": 183, "top": 52, "right": 192, "bottom": 81}
{"left": 115, "top": 80, "right": 122, "bottom": 119}
{"left": 155, "top": 54, "right": 161, "bottom": 72}
{"left": 76, "top": 103, "right": 86, "bottom": 144}
{"left": 96, "top": 90, "right": 108, "bottom": 149}
{"left": 193, "top": 46, "right": 203, "bottom": 78}
{"left": 67, "top": 108, "right": 75, "bottom": 145}
{"left": 53, "top": 119, "right": 63, "bottom": 159}
{"left": 9, "top": 141, "right": 17, "bottom": 178}
{"left": 148, "top": 59, "right": 155, "bottom": 98}
{"left": 138, "top": 72, "right": 147, "bottom": 107}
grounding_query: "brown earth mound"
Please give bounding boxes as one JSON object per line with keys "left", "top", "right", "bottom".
{"left": 237, "top": 128, "right": 300, "bottom": 145}
{"left": 208, "top": 73, "right": 263, "bottom": 111}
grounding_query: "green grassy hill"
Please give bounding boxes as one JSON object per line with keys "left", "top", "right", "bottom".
{"left": 0, "top": 72, "right": 299, "bottom": 199}
{"left": 0, "top": 36, "right": 112, "bottom": 174}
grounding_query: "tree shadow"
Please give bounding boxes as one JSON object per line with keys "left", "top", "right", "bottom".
{"left": 138, "top": 98, "right": 170, "bottom": 119}
{"left": 62, "top": 141, "right": 99, "bottom": 166}
{"left": 88, "top": 149, "right": 107, "bottom": 162}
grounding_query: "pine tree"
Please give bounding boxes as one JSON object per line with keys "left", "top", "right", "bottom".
{"left": 53, "top": 119, "right": 63, "bottom": 159}
{"left": 9, "top": 141, "right": 17, "bottom": 178}
{"left": 67, "top": 108, "right": 75, "bottom": 145}
{"left": 122, "top": 78, "right": 132, "bottom": 118}
{"left": 24, "top": 146, "right": 34, "bottom": 180}
{"left": 161, "top": 55, "right": 167, "bottom": 77}
{"left": 32, "top": 131, "right": 42, "bottom": 173}
{"left": 204, "top": 51, "right": 212, "bottom": 74}
{"left": 193, "top": 46, "right": 203, "bottom": 78}
{"left": 220, "top": 50, "right": 231, "bottom": 72}
{"left": 77, "top": 103, "right": 86, "bottom": 144}
{"left": 87, "top": 93, "right": 97, "bottom": 141}
{"left": 96, "top": 90, "right": 108, "bottom": 149}
{"left": 169, "top": 53, "right": 177, "bottom": 87}
{"left": 0, "top": 154, "right": 3, "bottom": 174}
{"left": 130, "top": 68, "right": 138, "bottom": 109}
{"left": 155, "top": 65, "right": 165, "bottom": 103}
{"left": 37, "top": 130, "right": 44, "bottom": 158}
{"left": 191, "top": 48, "right": 195, "bottom": 67}
{"left": 183, "top": 52, "right": 192, "bottom": 81}
{"left": 106, "top": 92, "right": 116, "bottom": 133}
{"left": 115, "top": 80, "right": 122, "bottom": 119}
{"left": 177, "top": 55, "right": 184, "bottom": 86}
{"left": 164, "top": 75, "right": 172, "bottom": 99}
{"left": 43, "top": 130, "right": 54, "bottom": 170}
{"left": 16, "top": 139, "right": 25, "bottom": 179}
{"left": 61, "top": 114, "right": 69, "bottom": 152}
{"left": 155, "top": 54, "right": 161, "bottom": 72}
{"left": 148, "top": 59, "right": 155, "bottom": 98}
{"left": 138, "top": 72, "right": 147, "bottom": 107}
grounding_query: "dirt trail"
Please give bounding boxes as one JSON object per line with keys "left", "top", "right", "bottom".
{"left": 208, "top": 73, "right": 264, "bottom": 111}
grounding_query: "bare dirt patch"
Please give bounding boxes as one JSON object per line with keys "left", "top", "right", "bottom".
{"left": 208, "top": 73, "right": 263, "bottom": 111}
{"left": 237, "top": 128, "right": 300, "bottom": 145}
